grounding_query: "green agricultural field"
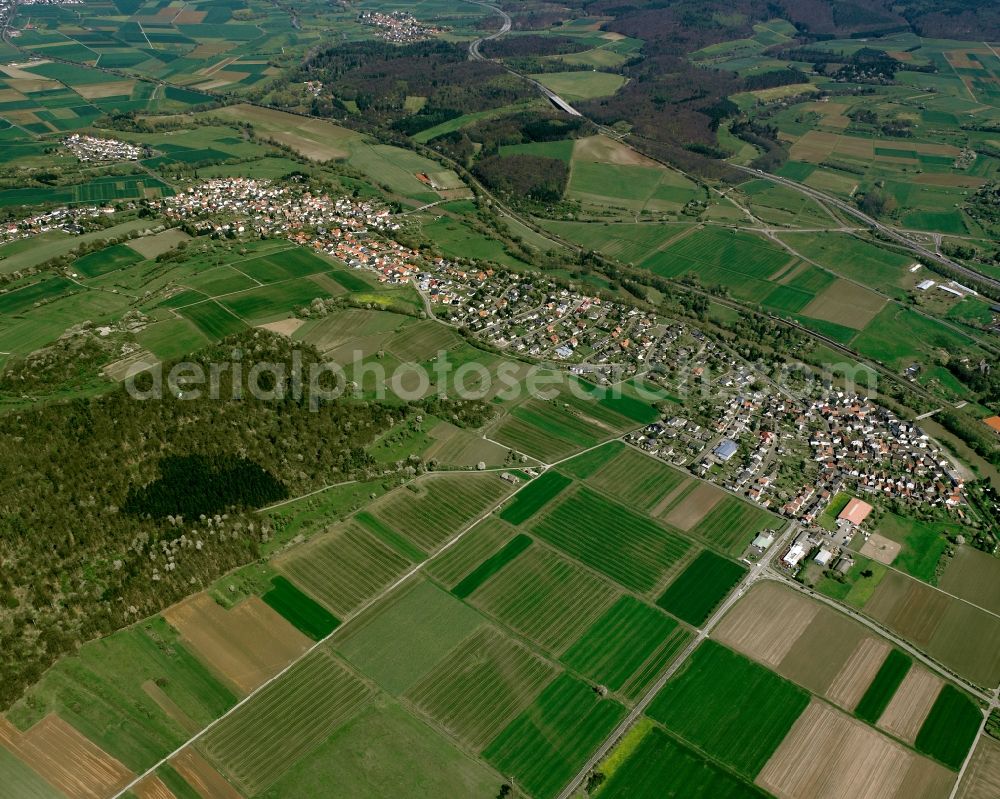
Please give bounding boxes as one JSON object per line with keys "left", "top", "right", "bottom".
{"left": 470, "top": 545, "right": 620, "bottom": 654}
{"left": 369, "top": 473, "right": 511, "bottom": 552}
{"left": 261, "top": 576, "right": 340, "bottom": 641}
{"left": 276, "top": 521, "right": 412, "bottom": 617}
{"left": 353, "top": 510, "right": 425, "bottom": 562}
{"left": 876, "top": 513, "right": 954, "bottom": 583}
{"left": 74, "top": 243, "right": 144, "bottom": 278}
{"left": 383, "top": 319, "right": 461, "bottom": 362}
{"left": 0, "top": 747, "right": 62, "bottom": 799}
{"left": 588, "top": 447, "right": 686, "bottom": 511}
{"left": 259, "top": 701, "right": 502, "bottom": 799}
{"left": 451, "top": 534, "right": 533, "bottom": 599}
{"left": 562, "top": 596, "right": 691, "bottom": 702}
{"left": 493, "top": 399, "right": 606, "bottom": 461}
{"left": 531, "top": 486, "right": 692, "bottom": 592}
{"left": 405, "top": 626, "right": 557, "bottom": 750}
{"left": 688, "top": 496, "right": 775, "bottom": 555}
{"left": 560, "top": 440, "right": 625, "bottom": 479}
{"left": 852, "top": 304, "right": 976, "bottom": 369}
{"left": 201, "top": 650, "right": 373, "bottom": 796}
{"left": 656, "top": 550, "right": 747, "bottom": 627}
{"left": 595, "top": 725, "right": 769, "bottom": 798}
{"left": 236, "top": 247, "right": 331, "bottom": 284}
{"left": 483, "top": 673, "right": 627, "bottom": 799}
{"left": 499, "top": 472, "right": 572, "bottom": 525}
{"left": 6, "top": 618, "right": 236, "bottom": 772}
{"left": 529, "top": 70, "right": 627, "bottom": 101}
{"left": 0, "top": 276, "right": 76, "bottom": 315}
{"left": 425, "top": 517, "right": 519, "bottom": 590}
{"left": 914, "top": 684, "right": 982, "bottom": 770}
{"left": 180, "top": 300, "right": 248, "bottom": 340}
{"left": 219, "top": 279, "right": 330, "bottom": 321}
{"left": 854, "top": 649, "right": 912, "bottom": 723}
{"left": 647, "top": 640, "right": 809, "bottom": 778}
{"left": 334, "top": 579, "right": 483, "bottom": 694}
{"left": 644, "top": 227, "right": 791, "bottom": 281}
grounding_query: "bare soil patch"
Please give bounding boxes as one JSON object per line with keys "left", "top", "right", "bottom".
{"left": 713, "top": 581, "right": 817, "bottom": 668}
{"left": 757, "top": 699, "right": 953, "bottom": 799}
{"left": 573, "top": 134, "right": 659, "bottom": 167}
{"left": 957, "top": 736, "right": 1000, "bottom": 799}
{"left": 661, "top": 480, "right": 724, "bottom": 531}
{"left": 861, "top": 533, "right": 901, "bottom": 565}
{"left": 1, "top": 62, "right": 52, "bottom": 80}
{"left": 877, "top": 667, "right": 943, "bottom": 743}
{"left": 133, "top": 775, "right": 177, "bottom": 799}
{"left": 778, "top": 607, "right": 867, "bottom": 697}
{"left": 171, "top": 747, "right": 243, "bottom": 799}
{"left": 127, "top": 228, "right": 190, "bottom": 259}
{"left": 163, "top": 593, "right": 310, "bottom": 695}
{"left": 865, "top": 571, "right": 950, "bottom": 647}
{"left": 650, "top": 477, "right": 693, "bottom": 519}
{"left": 257, "top": 318, "right": 305, "bottom": 337}
{"left": 802, "top": 279, "right": 886, "bottom": 330}
{"left": 0, "top": 714, "right": 134, "bottom": 799}
{"left": 826, "top": 636, "right": 890, "bottom": 711}
{"left": 74, "top": 81, "right": 136, "bottom": 100}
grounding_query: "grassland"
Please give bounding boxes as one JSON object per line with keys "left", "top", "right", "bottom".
{"left": 201, "top": 650, "right": 373, "bottom": 795}
{"left": 425, "top": 517, "right": 518, "bottom": 590}
{"left": 531, "top": 486, "right": 692, "bottom": 592}
{"left": 470, "top": 545, "right": 620, "bottom": 653}
{"left": 528, "top": 71, "right": 627, "bottom": 101}
{"left": 595, "top": 725, "right": 768, "bottom": 798}
{"left": 261, "top": 576, "right": 340, "bottom": 641}
{"left": 6, "top": 618, "right": 236, "bottom": 772}
{"left": 483, "top": 673, "right": 627, "bottom": 799}
{"left": 405, "top": 626, "right": 556, "bottom": 750}
{"left": 876, "top": 513, "right": 953, "bottom": 583}
{"left": 561, "top": 440, "right": 626, "bottom": 479}
{"left": 656, "top": 550, "right": 747, "bottom": 627}
{"left": 369, "top": 473, "right": 511, "bottom": 552}
{"left": 854, "top": 649, "right": 912, "bottom": 724}
{"left": 915, "top": 685, "right": 983, "bottom": 770}
{"left": 588, "top": 447, "right": 686, "bottom": 511}
{"left": 940, "top": 546, "right": 1000, "bottom": 616}
{"left": 334, "top": 579, "right": 483, "bottom": 695}
{"left": 562, "top": 596, "right": 691, "bottom": 702}
{"left": 499, "top": 472, "right": 572, "bottom": 526}
{"left": 647, "top": 640, "right": 810, "bottom": 778}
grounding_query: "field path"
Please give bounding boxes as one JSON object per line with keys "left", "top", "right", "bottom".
{"left": 107, "top": 434, "right": 633, "bottom": 799}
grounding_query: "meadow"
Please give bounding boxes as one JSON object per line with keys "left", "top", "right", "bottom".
{"left": 261, "top": 576, "right": 340, "bottom": 641}
{"left": 914, "top": 685, "right": 983, "bottom": 770}
{"left": 498, "top": 471, "right": 572, "bottom": 525}
{"left": 647, "top": 640, "right": 810, "bottom": 778}
{"left": 531, "top": 486, "right": 692, "bottom": 593}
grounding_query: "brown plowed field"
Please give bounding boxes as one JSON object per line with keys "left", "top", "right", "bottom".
{"left": 826, "top": 637, "right": 891, "bottom": 711}
{"left": 877, "top": 667, "right": 943, "bottom": 744}
{"left": 133, "top": 775, "right": 177, "bottom": 799}
{"left": 661, "top": 481, "right": 724, "bottom": 531}
{"left": 713, "top": 582, "right": 817, "bottom": 667}
{"left": 171, "top": 747, "right": 244, "bottom": 799}
{"left": 957, "top": 736, "right": 1000, "bottom": 799}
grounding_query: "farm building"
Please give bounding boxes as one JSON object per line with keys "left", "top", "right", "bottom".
{"left": 984, "top": 416, "right": 1000, "bottom": 436}
{"left": 814, "top": 548, "right": 834, "bottom": 567}
{"left": 752, "top": 531, "right": 775, "bottom": 550}
{"left": 838, "top": 497, "right": 873, "bottom": 527}
{"left": 916, "top": 279, "right": 935, "bottom": 291}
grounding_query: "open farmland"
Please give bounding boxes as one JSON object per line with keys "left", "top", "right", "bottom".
{"left": 422, "top": 421, "right": 513, "bottom": 468}
{"left": 404, "top": 626, "right": 556, "bottom": 751}
{"left": 560, "top": 440, "right": 626, "bottom": 479}
{"left": 200, "top": 650, "right": 373, "bottom": 795}
{"left": 561, "top": 595, "right": 691, "bottom": 702}
{"left": 688, "top": 495, "right": 775, "bottom": 555}
{"left": 957, "top": 736, "right": 1000, "bottom": 799}
{"left": 451, "top": 534, "right": 533, "bottom": 599}
{"left": 659, "top": 480, "right": 724, "bottom": 530}
{"left": 368, "top": 472, "right": 511, "bottom": 552}
{"left": 530, "top": 486, "right": 692, "bottom": 592}
{"left": 878, "top": 667, "right": 944, "bottom": 744}
{"left": 854, "top": 649, "right": 913, "bottom": 724}
{"left": 641, "top": 226, "right": 791, "bottom": 284}
{"left": 596, "top": 725, "right": 768, "bottom": 798}
{"left": 656, "top": 550, "right": 747, "bottom": 626}
{"left": 914, "top": 685, "right": 983, "bottom": 770}
{"left": 647, "top": 640, "right": 809, "bottom": 777}
{"left": 261, "top": 576, "right": 340, "bottom": 641}
{"left": 757, "top": 699, "right": 956, "bottom": 799}
{"left": 425, "top": 517, "right": 519, "bottom": 590}
{"left": 587, "top": 447, "right": 686, "bottom": 511}
{"left": 163, "top": 593, "right": 311, "bottom": 696}
{"left": 491, "top": 398, "right": 609, "bottom": 462}
{"left": 482, "top": 673, "right": 627, "bottom": 799}
{"left": 275, "top": 521, "right": 412, "bottom": 618}
{"left": 863, "top": 570, "right": 1000, "bottom": 687}
{"left": 0, "top": 745, "right": 63, "bottom": 799}
{"left": 469, "top": 544, "right": 620, "bottom": 654}
{"left": 334, "top": 579, "right": 483, "bottom": 695}
{"left": 499, "top": 471, "right": 572, "bottom": 525}
{"left": 939, "top": 546, "right": 1000, "bottom": 615}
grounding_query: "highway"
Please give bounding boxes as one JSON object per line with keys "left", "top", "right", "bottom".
{"left": 466, "top": 0, "right": 582, "bottom": 116}
{"left": 732, "top": 164, "right": 1000, "bottom": 293}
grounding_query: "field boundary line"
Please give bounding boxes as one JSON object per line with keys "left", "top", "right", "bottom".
{"left": 109, "top": 435, "right": 626, "bottom": 799}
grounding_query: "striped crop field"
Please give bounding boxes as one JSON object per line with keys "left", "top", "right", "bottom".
{"left": 370, "top": 473, "right": 512, "bottom": 552}
{"left": 656, "top": 550, "right": 747, "bottom": 627}
{"left": 425, "top": 517, "right": 518, "bottom": 590}
{"left": 561, "top": 595, "right": 692, "bottom": 702}
{"left": 499, "top": 471, "right": 572, "bottom": 526}
{"left": 405, "top": 627, "right": 556, "bottom": 751}
{"left": 688, "top": 496, "right": 776, "bottom": 556}
{"left": 588, "top": 447, "right": 687, "bottom": 512}
{"left": 531, "top": 486, "right": 692, "bottom": 592}
{"left": 855, "top": 649, "right": 912, "bottom": 724}
{"left": 276, "top": 522, "right": 411, "bottom": 617}
{"left": 483, "top": 673, "right": 627, "bottom": 799}
{"left": 201, "top": 650, "right": 373, "bottom": 795}
{"left": 469, "top": 545, "right": 620, "bottom": 654}
{"left": 451, "top": 534, "right": 533, "bottom": 599}
{"left": 491, "top": 397, "right": 610, "bottom": 462}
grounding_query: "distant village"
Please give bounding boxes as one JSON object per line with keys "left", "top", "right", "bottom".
{"left": 63, "top": 134, "right": 146, "bottom": 163}
{"left": 357, "top": 10, "right": 443, "bottom": 43}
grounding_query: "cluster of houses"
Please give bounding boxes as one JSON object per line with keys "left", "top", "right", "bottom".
{"left": 63, "top": 134, "right": 145, "bottom": 162}
{"left": 0, "top": 204, "right": 116, "bottom": 246}
{"left": 357, "top": 10, "right": 443, "bottom": 42}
